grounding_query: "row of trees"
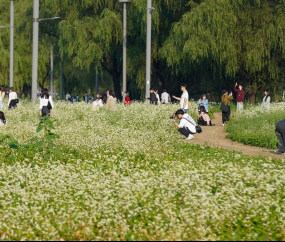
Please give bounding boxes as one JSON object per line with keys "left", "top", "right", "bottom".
{"left": 0, "top": 0, "right": 285, "bottom": 103}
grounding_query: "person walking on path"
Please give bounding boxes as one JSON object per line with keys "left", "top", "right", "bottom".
{"left": 145, "top": 88, "right": 158, "bottom": 105}
{"left": 0, "top": 87, "right": 6, "bottom": 111}
{"left": 124, "top": 92, "right": 131, "bottom": 105}
{"left": 172, "top": 83, "right": 189, "bottom": 113}
{"left": 8, "top": 87, "right": 17, "bottom": 109}
{"left": 276, "top": 120, "right": 285, "bottom": 154}
{"left": 161, "top": 89, "right": 171, "bottom": 104}
{"left": 261, "top": 89, "right": 271, "bottom": 109}
{"left": 234, "top": 82, "right": 245, "bottom": 111}
{"left": 40, "top": 88, "right": 54, "bottom": 117}
{"left": 221, "top": 90, "right": 233, "bottom": 126}
{"left": 197, "top": 94, "right": 209, "bottom": 113}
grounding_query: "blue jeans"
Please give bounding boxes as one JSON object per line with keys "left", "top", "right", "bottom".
{"left": 0, "top": 101, "right": 3, "bottom": 111}
{"left": 184, "top": 109, "right": 188, "bottom": 114}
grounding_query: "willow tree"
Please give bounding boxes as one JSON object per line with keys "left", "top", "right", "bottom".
{"left": 161, "top": 0, "right": 285, "bottom": 103}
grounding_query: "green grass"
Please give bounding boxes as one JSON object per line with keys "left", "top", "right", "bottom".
{"left": 226, "top": 104, "right": 283, "bottom": 149}
{"left": 0, "top": 101, "right": 285, "bottom": 240}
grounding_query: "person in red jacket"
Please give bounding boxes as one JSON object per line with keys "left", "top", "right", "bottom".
{"left": 124, "top": 91, "right": 131, "bottom": 105}
{"left": 234, "top": 82, "right": 245, "bottom": 111}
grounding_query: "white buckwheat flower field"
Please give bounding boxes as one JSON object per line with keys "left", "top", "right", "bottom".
{"left": 0, "top": 101, "right": 285, "bottom": 240}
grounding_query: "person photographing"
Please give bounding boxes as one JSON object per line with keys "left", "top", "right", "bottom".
{"left": 234, "top": 82, "right": 245, "bottom": 111}
{"left": 171, "top": 109, "right": 197, "bottom": 140}
{"left": 172, "top": 83, "right": 189, "bottom": 113}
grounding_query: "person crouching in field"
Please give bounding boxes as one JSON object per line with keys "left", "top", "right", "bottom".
{"left": 197, "top": 106, "right": 213, "bottom": 126}
{"left": 92, "top": 94, "right": 107, "bottom": 111}
{"left": 171, "top": 109, "right": 197, "bottom": 140}
{"left": 276, "top": 120, "right": 285, "bottom": 154}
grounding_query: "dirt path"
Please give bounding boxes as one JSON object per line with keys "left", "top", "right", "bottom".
{"left": 191, "top": 113, "right": 284, "bottom": 159}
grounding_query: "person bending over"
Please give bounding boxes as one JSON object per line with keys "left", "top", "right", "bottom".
{"left": 172, "top": 109, "right": 196, "bottom": 140}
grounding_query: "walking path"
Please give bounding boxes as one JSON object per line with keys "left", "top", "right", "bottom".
{"left": 191, "top": 112, "right": 284, "bottom": 160}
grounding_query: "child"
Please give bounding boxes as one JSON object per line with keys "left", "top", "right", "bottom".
{"left": 124, "top": 91, "right": 131, "bottom": 105}
{"left": 197, "top": 106, "right": 212, "bottom": 126}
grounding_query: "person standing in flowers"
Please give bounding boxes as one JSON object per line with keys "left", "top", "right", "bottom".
{"left": 172, "top": 83, "right": 189, "bottom": 113}
{"left": 172, "top": 109, "right": 197, "bottom": 140}
{"left": 221, "top": 90, "right": 233, "bottom": 126}
{"left": 124, "top": 92, "right": 131, "bottom": 105}
{"left": 234, "top": 82, "right": 245, "bottom": 111}
{"left": 0, "top": 87, "right": 6, "bottom": 111}
{"left": 161, "top": 89, "right": 171, "bottom": 104}
{"left": 106, "top": 90, "right": 117, "bottom": 110}
{"left": 145, "top": 88, "right": 158, "bottom": 105}
{"left": 8, "top": 87, "right": 17, "bottom": 109}
{"left": 275, "top": 120, "right": 285, "bottom": 154}
{"left": 197, "top": 94, "right": 209, "bottom": 113}
{"left": 40, "top": 88, "right": 54, "bottom": 117}
{"left": 155, "top": 89, "right": 161, "bottom": 104}
{"left": 261, "top": 89, "right": 271, "bottom": 109}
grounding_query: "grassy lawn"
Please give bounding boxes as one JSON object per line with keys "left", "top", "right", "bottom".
{"left": 0, "top": 101, "right": 285, "bottom": 240}
{"left": 226, "top": 104, "right": 284, "bottom": 149}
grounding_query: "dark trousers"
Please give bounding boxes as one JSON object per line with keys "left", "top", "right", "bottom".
{"left": 42, "top": 106, "right": 51, "bottom": 117}
{"left": 276, "top": 120, "right": 285, "bottom": 153}
{"left": 9, "top": 100, "right": 17, "bottom": 109}
{"left": 178, "top": 127, "right": 195, "bottom": 137}
{"left": 222, "top": 109, "right": 230, "bottom": 124}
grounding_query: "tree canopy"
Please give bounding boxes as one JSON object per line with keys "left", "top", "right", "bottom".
{"left": 0, "top": 0, "right": 285, "bottom": 102}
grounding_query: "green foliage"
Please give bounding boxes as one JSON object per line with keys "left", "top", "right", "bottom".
{"left": 226, "top": 105, "right": 282, "bottom": 148}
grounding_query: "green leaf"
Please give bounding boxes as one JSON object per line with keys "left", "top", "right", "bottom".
{"left": 36, "top": 124, "right": 44, "bottom": 133}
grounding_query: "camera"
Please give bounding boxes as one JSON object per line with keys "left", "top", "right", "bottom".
{"left": 170, "top": 115, "right": 175, "bottom": 119}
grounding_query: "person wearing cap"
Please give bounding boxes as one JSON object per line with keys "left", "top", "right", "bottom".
{"left": 234, "top": 82, "right": 245, "bottom": 111}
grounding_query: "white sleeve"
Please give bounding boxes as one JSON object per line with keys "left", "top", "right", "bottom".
{"left": 49, "top": 96, "right": 54, "bottom": 108}
{"left": 39, "top": 98, "right": 42, "bottom": 109}
{"left": 178, "top": 119, "right": 185, "bottom": 128}
{"left": 8, "top": 93, "right": 11, "bottom": 106}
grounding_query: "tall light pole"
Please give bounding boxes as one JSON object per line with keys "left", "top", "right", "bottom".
{"left": 95, "top": 69, "right": 99, "bottom": 95}
{"left": 10, "top": 0, "right": 14, "bottom": 88}
{"left": 145, "top": 0, "right": 154, "bottom": 98}
{"left": 31, "top": 0, "right": 60, "bottom": 102}
{"left": 119, "top": 0, "right": 131, "bottom": 102}
{"left": 50, "top": 44, "right": 54, "bottom": 98}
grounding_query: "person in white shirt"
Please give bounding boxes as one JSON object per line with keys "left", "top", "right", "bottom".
{"left": 66, "top": 92, "right": 71, "bottom": 101}
{"left": 172, "top": 83, "right": 189, "bottom": 113}
{"left": 8, "top": 87, "right": 17, "bottom": 109}
{"left": 40, "top": 88, "right": 54, "bottom": 117}
{"left": 92, "top": 94, "right": 107, "bottom": 111}
{"left": 155, "top": 89, "right": 160, "bottom": 105}
{"left": 161, "top": 89, "right": 170, "bottom": 104}
{"left": 261, "top": 89, "right": 270, "bottom": 109}
{"left": 171, "top": 109, "right": 196, "bottom": 140}
{"left": 0, "top": 86, "right": 6, "bottom": 111}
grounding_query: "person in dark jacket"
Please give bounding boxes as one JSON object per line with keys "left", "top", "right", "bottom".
{"left": 145, "top": 88, "right": 158, "bottom": 105}
{"left": 234, "top": 82, "right": 245, "bottom": 111}
{"left": 276, "top": 120, "right": 285, "bottom": 154}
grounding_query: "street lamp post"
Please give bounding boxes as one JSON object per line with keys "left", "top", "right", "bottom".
{"left": 119, "top": 0, "right": 131, "bottom": 103}
{"left": 31, "top": 0, "right": 60, "bottom": 102}
{"left": 10, "top": 0, "right": 14, "bottom": 88}
{"left": 145, "top": 0, "right": 154, "bottom": 98}
{"left": 50, "top": 44, "right": 54, "bottom": 98}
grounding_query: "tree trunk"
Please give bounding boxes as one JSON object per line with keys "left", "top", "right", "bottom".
{"left": 112, "top": 74, "right": 122, "bottom": 101}
{"left": 248, "top": 88, "right": 256, "bottom": 104}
